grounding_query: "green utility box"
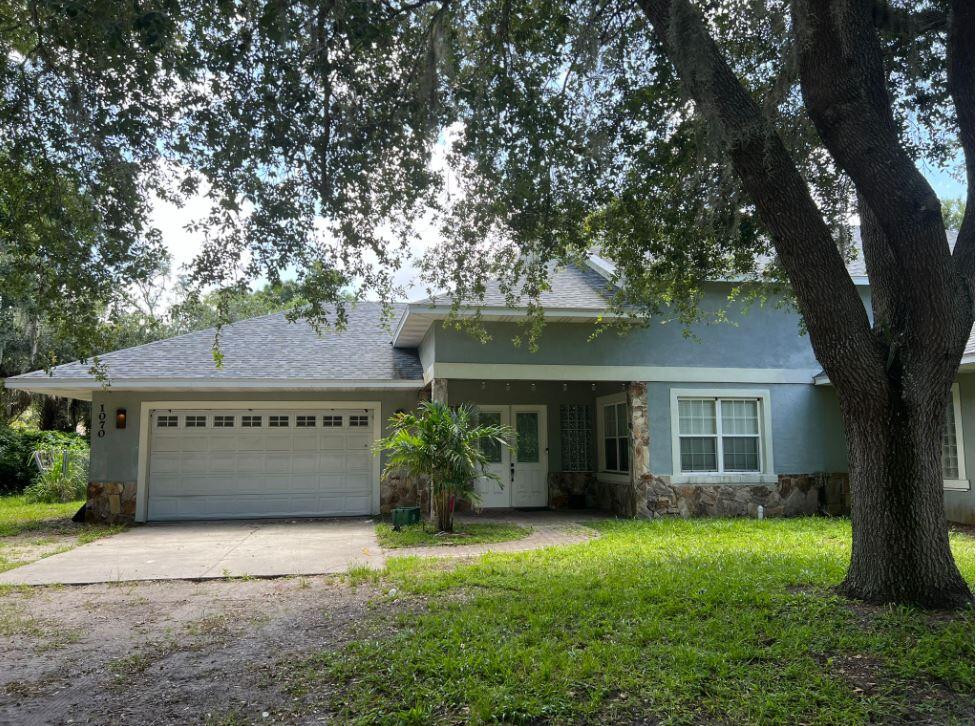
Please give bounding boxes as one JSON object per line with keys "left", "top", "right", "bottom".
{"left": 391, "top": 506, "right": 422, "bottom": 529}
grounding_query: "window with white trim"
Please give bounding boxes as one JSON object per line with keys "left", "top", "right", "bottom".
{"left": 296, "top": 415, "right": 317, "bottom": 427}
{"left": 602, "top": 401, "right": 629, "bottom": 474}
{"left": 213, "top": 415, "right": 235, "bottom": 428}
{"left": 185, "top": 415, "right": 207, "bottom": 428}
{"left": 241, "top": 415, "right": 263, "bottom": 427}
{"left": 322, "top": 415, "right": 343, "bottom": 427}
{"left": 156, "top": 415, "right": 178, "bottom": 428}
{"left": 349, "top": 414, "right": 369, "bottom": 428}
{"left": 269, "top": 415, "right": 290, "bottom": 427}
{"left": 942, "top": 383, "right": 968, "bottom": 490}
{"left": 677, "top": 397, "right": 762, "bottom": 473}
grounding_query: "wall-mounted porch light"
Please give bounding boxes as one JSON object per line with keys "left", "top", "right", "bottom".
{"left": 116, "top": 408, "right": 127, "bottom": 429}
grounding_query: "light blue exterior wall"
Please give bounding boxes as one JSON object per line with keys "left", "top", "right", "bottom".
{"left": 646, "top": 382, "right": 847, "bottom": 476}
{"left": 432, "top": 283, "right": 821, "bottom": 369}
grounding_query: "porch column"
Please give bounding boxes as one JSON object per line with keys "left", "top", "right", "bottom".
{"left": 627, "top": 382, "right": 650, "bottom": 515}
{"left": 430, "top": 378, "right": 448, "bottom": 405}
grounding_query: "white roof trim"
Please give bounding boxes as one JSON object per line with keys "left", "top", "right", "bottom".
{"left": 4, "top": 377, "right": 423, "bottom": 394}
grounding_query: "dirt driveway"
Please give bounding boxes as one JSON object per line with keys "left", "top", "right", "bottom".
{"left": 0, "top": 575, "right": 388, "bottom": 724}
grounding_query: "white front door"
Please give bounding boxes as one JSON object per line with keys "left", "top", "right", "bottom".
{"left": 473, "top": 404, "right": 548, "bottom": 509}
{"left": 511, "top": 405, "right": 548, "bottom": 507}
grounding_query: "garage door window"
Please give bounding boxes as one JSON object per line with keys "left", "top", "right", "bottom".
{"left": 269, "top": 415, "right": 290, "bottom": 427}
{"left": 296, "top": 415, "right": 316, "bottom": 427}
{"left": 185, "top": 415, "right": 206, "bottom": 428}
{"left": 350, "top": 414, "right": 369, "bottom": 427}
{"left": 241, "top": 415, "right": 263, "bottom": 427}
{"left": 157, "top": 415, "right": 178, "bottom": 428}
{"left": 213, "top": 415, "right": 234, "bottom": 428}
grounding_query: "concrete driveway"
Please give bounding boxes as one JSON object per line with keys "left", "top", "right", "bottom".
{"left": 0, "top": 518, "right": 384, "bottom": 586}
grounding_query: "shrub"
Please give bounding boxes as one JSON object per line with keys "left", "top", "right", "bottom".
{"left": 23, "top": 450, "right": 89, "bottom": 503}
{"left": 0, "top": 426, "right": 88, "bottom": 494}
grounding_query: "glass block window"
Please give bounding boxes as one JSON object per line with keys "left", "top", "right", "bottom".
{"left": 943, "top": 399, "right": 960, "bottom": 480}
{"left": 296, "top": 415, "right": 317, "bottom": 427}
{"left": 213, "top": 415, "right": 235, "bottom": 428}
{"left": 241, "top": 415, "right": 263, "bottom": 427}
{"left": 184, "top": 415, "right": 207, "bottom": 428}
{"left": 323, "top": 415, "right": 343, "bottom": 427}
{"left": 156, "top": 415, "right": 178, "bottom": 428}
{"left": 678, "top": 398, "right": 761, "bottom": 473}
{"left": 602, "top": 401, "right": 629, "bottom": 473}
{"left": 559, "top": 404, "right": 593, "bottom": 472}
{"left": 269, "top": 415, "right": 290, "bottom": 427}
{"left": 349, "top": 415, "right": 369, "bottom": 427}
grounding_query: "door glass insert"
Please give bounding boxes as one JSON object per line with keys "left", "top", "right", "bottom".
{"left": 516, "top": 412, "right": 540, "bottom": 463}
{"left": 478, "top": 411, "right": 503, "bottom": 463}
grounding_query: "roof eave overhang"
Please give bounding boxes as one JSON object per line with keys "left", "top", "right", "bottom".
{"left": 393, "top": 304, "right": 622, "bottom": 347}
{"left": 4, "top": 377, "right": 424, "bottom": 397}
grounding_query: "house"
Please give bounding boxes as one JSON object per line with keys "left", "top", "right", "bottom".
{"left": 5, "top": 252, "right": 973, "bottom": 525}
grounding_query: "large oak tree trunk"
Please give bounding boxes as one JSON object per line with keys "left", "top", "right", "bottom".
{"left": 838, "top": 382, "right": 971, "bottom": 608}
{"left": 638, "top": 0, "right": 974, "bottom": 608}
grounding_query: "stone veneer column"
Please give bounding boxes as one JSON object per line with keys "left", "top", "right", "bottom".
{"left": 627, "top": 382, "right": 650, "bottom": 516}
{"left": 430, "top": 378, "right": 448, "bottom": 405}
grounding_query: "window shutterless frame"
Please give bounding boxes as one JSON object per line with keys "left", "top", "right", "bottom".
{"left": 677, "top": 397, "right": 762, "bottom": 474}
{"left": 669, "top": 388, "right": 775, "bottom": 482}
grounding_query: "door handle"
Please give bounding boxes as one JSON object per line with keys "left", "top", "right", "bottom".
{"left": 510, "top": 462, "right": 515, "bottom": 483}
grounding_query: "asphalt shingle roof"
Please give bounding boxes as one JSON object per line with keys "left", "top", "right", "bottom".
{"left": 11, "top": 303, "right": 422, "bottom": 383}
{"left": 415, "top": 262, "right": 612, "bottom": 310}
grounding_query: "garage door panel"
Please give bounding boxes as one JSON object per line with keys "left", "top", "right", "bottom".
{"left": 148, "top": 407, "right": 375, "bottom": 521}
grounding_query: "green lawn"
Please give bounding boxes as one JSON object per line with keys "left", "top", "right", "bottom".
{"left": 375, "top": 521, "right": 532, "bottom": 549}
{"left": 0, "top": 495, "right": 124, "bottom": 573}
{"left": 286, "top": 518, "right": 974, "bottom": 724}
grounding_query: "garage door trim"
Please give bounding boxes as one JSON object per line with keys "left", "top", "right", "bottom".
{"left": 136, "top": 400, "right": 382, "bottom": 523}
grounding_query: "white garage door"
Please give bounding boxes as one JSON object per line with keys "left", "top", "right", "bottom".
{"left": 147, "top": 408, "right": 375, "bottom": 521}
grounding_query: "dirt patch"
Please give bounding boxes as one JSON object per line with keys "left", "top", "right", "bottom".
{"left": 0, "top": 575, "right": 389, "bottom": 724}
{"left": 0, "top": 532, "right": 81, "bottom": 569}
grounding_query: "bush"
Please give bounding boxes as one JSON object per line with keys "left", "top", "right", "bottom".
{"left": 23, "top": 451, "right": 89, "bottom": 503}
{"left": 0, "top": 426, "right": 88, "bottom": 494}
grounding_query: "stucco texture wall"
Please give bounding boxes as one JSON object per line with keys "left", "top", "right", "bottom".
{"left": 431, "top": 283, "right": 822, "bottom": 370}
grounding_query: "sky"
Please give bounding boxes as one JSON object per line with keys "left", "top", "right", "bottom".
{"left": 151, "top": 162, "right": 968, "bottom": 302}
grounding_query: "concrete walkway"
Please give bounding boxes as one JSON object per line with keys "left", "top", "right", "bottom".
{"left": 0, "top": 518, "right": 385, "bottom": 586}
{"left": 389, "top": 511, "right": 602, "bottom": 559}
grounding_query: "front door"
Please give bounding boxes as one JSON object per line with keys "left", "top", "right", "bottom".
{"left": 474, "top": 404, "right": 548, "bottom": 508}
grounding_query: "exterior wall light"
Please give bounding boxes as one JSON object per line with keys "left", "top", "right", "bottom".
{"left": 116, "top": 408, "right": 127, "bottom": 429}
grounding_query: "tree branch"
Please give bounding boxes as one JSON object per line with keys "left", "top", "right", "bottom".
{"left": 871, "top": 1, "right": 947, "bottom": 37}
{"left": 947, "top": 0, "right": 974, "bottom": 294}
{"left": 636, "top": 0, "right": 883, "bottom": 393}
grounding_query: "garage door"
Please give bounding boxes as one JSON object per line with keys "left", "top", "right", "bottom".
{"left": 147, "top": 408, "right": 375, "bottom": 521}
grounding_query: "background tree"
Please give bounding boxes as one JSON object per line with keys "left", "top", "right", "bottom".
{"left": 1, "top": 0, "right": 971, "bottom": 606}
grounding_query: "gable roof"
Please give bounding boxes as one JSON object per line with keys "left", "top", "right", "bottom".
{"left": 5, "top": 302, "right": 423, "bottom": 398}
{"left": 413, "top": 261, "right": 613, "bottom": 310}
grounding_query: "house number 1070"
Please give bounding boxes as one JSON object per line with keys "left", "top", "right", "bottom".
{"left": 97, "top": 404, "right": 106, "bottom": 438}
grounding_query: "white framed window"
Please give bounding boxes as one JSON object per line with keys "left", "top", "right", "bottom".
{"left": 296, "top": 415, "right": 317, "bottom": 427}
{"left": 596, "top": 393, "right": 629, "bottom": 480}
{"left": 943, "top": 383, "right": 969, "bottom": 491}
{"left": 349, "top": 414, "right": 369, "bottom": 428}
{"left": 241, "top": 415, "right": 263, "bottom": 427}
{"left": 323, "top": 415, "right": 343, "bottom": 427}
{"left": 156, "top": 414, "right": 179, "bottom": 428}
{"left": 184, "top": 415, "right": 207, "bottom": 428}
{"left": 269, "top": 415, "right": 290, "bottom": 427}
{"left": 213, "top": 414, "right": 235, "bottom": 428}
{"left": 669, "top": 389, "right": 775, "bottom": 483}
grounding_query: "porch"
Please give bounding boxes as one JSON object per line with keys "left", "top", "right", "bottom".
{"left": 423, "top": 377, "right": 650, "bottom": 515}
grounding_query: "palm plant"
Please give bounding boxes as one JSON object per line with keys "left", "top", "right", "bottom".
{"left": 376, "top": 401, "right": 514, "bottom": 533}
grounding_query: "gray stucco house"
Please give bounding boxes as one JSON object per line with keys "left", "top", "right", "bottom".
{"left": 6, "top": 252, "right": 974, "bottom": 525}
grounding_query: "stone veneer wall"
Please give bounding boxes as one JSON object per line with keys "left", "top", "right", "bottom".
{"left": 548, "top": 471, "right": 597, "bottom": 509}
{"left": 638, "top": 473, "right": 850, "bottom": 518}
{"left": 380, "top": 472, "right": 430, "bottom": 514}
{"left": 86, "top": 481, "right": 136, "bottom": 524}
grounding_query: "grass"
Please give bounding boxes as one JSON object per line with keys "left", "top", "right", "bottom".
{"left": 284, "top": 518, "right": 975, "bottom": 725}
{"left": 375, "top": 521, "right": 533, "bottom": 549}
{"left": 0, "top": 494, "right": 124, "bottom": 574}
